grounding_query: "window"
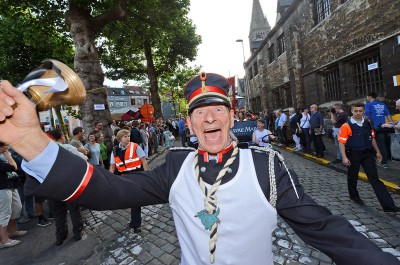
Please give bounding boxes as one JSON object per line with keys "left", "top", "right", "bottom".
{"left": 277, "top": 33, "right": 285, "bottom": 56}
{"left": 248, "top": 67, "right": 254, "bottom": 80}
{"left": 144, "top": 99, "right": 148, "bottom": 104}
{"left": 323, "top": 68, "right": 341, "bottom": 101}
{"left": 271, "top": 83, "right": 292, "bottom": 110}
{"left": 137, "top": 99, "right": 143, "bottom": 105}
{"left": 352, "top": 54, "right": 384, "bottom": 97}
{"left": 268, "top": 44, "right": 275, "bottom": 64}
{"left": 315, "top": 0, "right": 331, "bottom": 24}
{"left": 130, "top": 98, "right": 136, "bottom": 105}
{"left": 254, "top": 62, "right": 258, "bottom": 76}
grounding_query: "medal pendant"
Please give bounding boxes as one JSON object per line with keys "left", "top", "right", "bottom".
{"left": 195, "top": 208, "right": 221, "bottom": 231}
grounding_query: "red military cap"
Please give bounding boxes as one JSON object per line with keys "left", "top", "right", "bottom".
{"left": 184, "top": 72, "right": 232, "bottom": 113}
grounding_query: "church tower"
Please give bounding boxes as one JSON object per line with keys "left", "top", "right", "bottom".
{"left": 248, "top": 0, "right": 271, "bottom": 54}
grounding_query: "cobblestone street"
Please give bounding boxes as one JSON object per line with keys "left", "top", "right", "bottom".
{"left": 83, "top": 148, "right": 400, "bottom": 265}
{"left": 3, "top": 146, "right": 400, "bottom": 265}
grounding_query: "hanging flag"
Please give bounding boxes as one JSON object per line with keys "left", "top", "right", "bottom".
{"left": 227, "top": 77, "right": 236, "bottom": 113}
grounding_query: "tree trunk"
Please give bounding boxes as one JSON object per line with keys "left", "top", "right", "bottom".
{"left": 144, "top": 42, "right": 163, "bottom": 118}
{"left": 65, "top": 4, "right": 113, "bottom": 149}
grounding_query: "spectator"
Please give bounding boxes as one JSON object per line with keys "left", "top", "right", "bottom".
{"left": 140, "top": 124, "right": 149, "bottom": 158}
{"left": 97, "top": 132, "right": 109, "bottom": 170}
{"left": 109, "top": 129, "right": 148, "bottom": 233}
{"left": 309, "top": 104, "right": 325, "bottom": 158}
{"left": 365, "top": 92, "right": 392, "bottom": 168}
{"left": 297, "top": 106, "right": 311, "bottom": 153}
{"left": 289, "top": 108, "right": 301, "bottom": 151}
{"left": 47, "top": 129, "right": 85, "bottom": 246}
{"left": 263, "top": 109, "right": 271, "bottom": 130}
{"left": 110, "top": 120, "right": 120, "bottom": 134}
{"left": 150, "top": 122, "right": 159, "bottom": 154}
{"left": 275, "top": 109, "right": 288, "bottom": 147}
{"left": 0, "top": 142, "right": 27, "bottom": 249}
{"left": 130, "top": 121, "right": 142, "bottom": 146}
{"left": 70, "top": 127, "right": 90, "bottom": 157}
{"left": 93, "top": 122, "right": 103, "bottom": 133}
{"left": 330, "top": 104, "right": 348, "bottom": 163}
{"left": 84, "top": 132, "right": 104, "bottom": 167}
{"left": 178, "top": 116, "right": 186, "bottom": 147}
{"left": 163, "top": 126, "right": 173, "bottom": 149}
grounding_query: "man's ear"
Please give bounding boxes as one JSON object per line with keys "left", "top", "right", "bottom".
{"left": 187, "top": 115, "right": 193, "bottom": 133}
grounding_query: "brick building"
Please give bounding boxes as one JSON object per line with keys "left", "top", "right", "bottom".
{"left": 245, "top": 0, "right": 400, "bottom": 113}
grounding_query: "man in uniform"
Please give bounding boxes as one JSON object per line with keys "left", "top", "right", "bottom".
{"left": 0, "top": 77, "right": 399, "bottom": 264}
{"left": 338, "top": 103, "right": 399, "bottom": 212}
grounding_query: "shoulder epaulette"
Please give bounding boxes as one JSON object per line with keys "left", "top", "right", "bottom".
{"left": 169, "top": 147, "right": 196, "bottom": 152}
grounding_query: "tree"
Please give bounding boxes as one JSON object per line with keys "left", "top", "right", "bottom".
{"left": 0, "top": 10, "right": 74, "bottom": 84}
{"left": 0, "top": 1, "right": 148, "bottom": 149}
{"left": 101, "top": 0, "right": 201, "bottom": 118}
{"left": 157, "top": 65, "right": 201, "bottom": 117}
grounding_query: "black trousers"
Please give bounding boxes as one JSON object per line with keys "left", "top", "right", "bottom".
{"left": 310, "top": 130, "right": 324, "bottom": 156}
{"left": 347, "top": 149, "right": 395, "bottom": 208}
{"left": 129, "top": 206, "right": 141, "bottom": 228}
{"left": 49, "top": 199, "right": 83, "bottom": 237}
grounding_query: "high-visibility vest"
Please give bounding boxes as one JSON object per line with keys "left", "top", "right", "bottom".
{"left": 113, "top": 142, "right": 142, "bottom": 173}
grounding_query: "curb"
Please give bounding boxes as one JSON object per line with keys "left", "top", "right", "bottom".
{"left": 274, "top": 144, "right": 400, "bottom": 195}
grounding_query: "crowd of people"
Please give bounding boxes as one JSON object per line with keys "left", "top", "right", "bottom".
{"left": 233, "top": 93, "right": 400, "bottom": 214}
{"left": 0, "top": 114, "right": 204, "bottom": 248}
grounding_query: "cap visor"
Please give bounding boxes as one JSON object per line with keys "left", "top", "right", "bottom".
{"left": 188, "top": 97, "right": 231, "bottom": 113}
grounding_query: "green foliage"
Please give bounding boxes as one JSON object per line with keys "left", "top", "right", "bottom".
{"left": 158, "top": 65, "right": 201, "bottom": 102}
{"left": 0, "top": 6, "right": 74, "bottom": 84}
{"left": 101, "top": 0, "right": 201, "bottom": 82}
{"left": 64, "top": 105, "right": 82, "bottom": 120}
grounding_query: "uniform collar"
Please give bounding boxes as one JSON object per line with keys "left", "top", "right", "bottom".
{"left": 350, "top": 117, "right": 364, "bottom": 126}
{"left": 198, "top": 144, "right": 233, "bottom": 163}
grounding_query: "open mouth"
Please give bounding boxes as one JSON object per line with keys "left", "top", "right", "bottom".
{"left": 204, "top": 128, "right": 221, "bottom": 141}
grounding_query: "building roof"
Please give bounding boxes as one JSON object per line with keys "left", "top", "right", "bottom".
{"left": 249, "top": 0, "right": 271, "bottom": 52}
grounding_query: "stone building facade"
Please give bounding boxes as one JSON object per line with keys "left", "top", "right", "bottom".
{"left": 245, "top": 0, "right": 400, "bottom": 113}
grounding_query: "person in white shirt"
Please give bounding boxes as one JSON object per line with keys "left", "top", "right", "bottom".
{"left": 252, "top": 119, "right": 275, "bottom": 147}
{"left": 275, "top": 109, "right": 287, "bottom": 146}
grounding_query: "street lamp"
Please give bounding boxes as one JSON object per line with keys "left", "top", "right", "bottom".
{"left": 235, "top": 39, "right": 245, "bottom": 63}
{"left": 236, "top": 39, "right": 249, "bottom": 111}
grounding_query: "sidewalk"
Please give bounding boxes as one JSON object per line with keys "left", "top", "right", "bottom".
{"left": 273, "top": 135, "right": 400, "bottom": 194}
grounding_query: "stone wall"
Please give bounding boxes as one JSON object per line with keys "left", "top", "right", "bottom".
{"left": 245, "top": 0, "right": 400, "bottom": 112}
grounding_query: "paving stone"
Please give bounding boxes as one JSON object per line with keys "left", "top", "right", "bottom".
{"left": 280, "top": 248, "right": 299, "bottom": 260}
{"left": 292, "top": 244, "right": 312, "bottom": 256}
{"left": 277, "top": 239, "right": 292, "bottom": 249}
{"left": 160, "top": 242, "right": 176, "bottom": 253}
{"left": 159, "top": 253, "right": 176, "bottom": 265}
{"left": 384, "top": 236, "right": 400, "bottom": 247}
{"left": 136, "top": 251, "right": 153, "bottom": 264}
{"left": 298, "top": 255, "right": 320, "bottom": 265}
